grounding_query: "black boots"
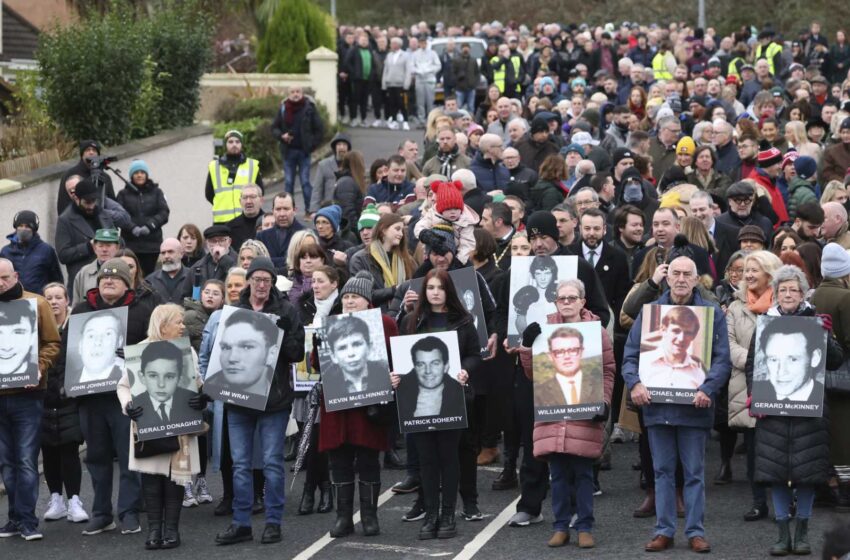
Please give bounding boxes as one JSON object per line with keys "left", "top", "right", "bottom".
{"left": 437, "top": 506, "right": 457, "bottom": 539}
{"left": 143, "top": 479, "right": 163, "bottom": 550}
{"left": 714, "top": 461, "right": 732, "bottom": 485}
{"left": 418, "top": 512, "right": 439, "bottom": 540}
{"left": 298, "top": 481, "right": 317, "bottom": 515}
{"left": 330, "top": 482, "right": 355, "bottom": 538}
{"left": 359, "top": 481, "right": 381, "bottom": 537}
{"left": 837, "top": 482, "right": 850, "bottom": 513}
{"left": 162, "top": 481, "right": 183, "bottom": 549}
{"left": 492, "top": 460, "right": 518, "bottom": 491}
{"left": 793, "top": 518, "right": 811, "bottom": 555}
{"left": 770, "top": 519, "right": 791, "bottom": 556}
{"left": 317, "top": 482, "right": 333, "bottom": 514}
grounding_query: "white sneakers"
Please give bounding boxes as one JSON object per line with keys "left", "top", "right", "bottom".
{"left": 195, "top": 477, "right": 213, "bottom": 504}
{"left": 67, "top": 496, "right": 89, "bottom": 523}
{"left": 44, "top": 493, "right": 67, "bottom": 521}
{"left": 182, "top": 481, "right": 199, "bottom": 508}
{"left": 45, "top": 494, "right": 89, "bottom": 522}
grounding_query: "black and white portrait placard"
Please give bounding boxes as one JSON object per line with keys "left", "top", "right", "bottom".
{"left": 318, "top": 308, "right": 392, "bottom": 412}
{"left": 532, "top": 322, "right": 605, "bottom": 421}
{"left": 507, "top": 255, "right": 578, "bottom": 346}
{"left": 65, "top": 307, "right": 129, "bottom": 396}
{"left": 751, "top": 315, "right": 826, "bottom": 417}
{"left": 410, "top": 267, "right": 490, "bottom": 357}
{"left": 204, "top": 305, "right": 283, "bottom": 411}
{"left": 638, "top": 304, "right": 714, "bottom": 404}
{"left": 125, "top": 337, "right": 203, "bottom": 441}
{"left": 292, "top": 326, "right": 320, "bottom": 392}
{"left": 0, "top": 298, "right": 39, "bottom": 390}
{"left": 390, "top": 331, "right": 467, "bottom": 434}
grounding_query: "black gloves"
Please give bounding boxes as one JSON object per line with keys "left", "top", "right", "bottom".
{"left": 276, "top": 314, "right": 292, "bottom": 333}
{"left": 125, "top": 402, "right": 144, "bottom": 420}
{"left": 521, "top": 322, "right": 542, "bottom": 348}
{"left": 592, "top": 403, "right": 610, "bottom": 423}
{"left": 188, "top": 391, "right": 212, "bottom": 411}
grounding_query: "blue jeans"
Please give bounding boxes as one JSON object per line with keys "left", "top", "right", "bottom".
{"left": 0, "top": 393, "right": 43, "bottom": 530}
{"left": 549, "top": 453, "right": 595, "bottom": 533}
{"left": 283, "top": 148, "right": 313, "bottom": 212}
{"left": 456, "top": 89, "right": 476, "bottom": 113}
{"left": 79, "top": 396, "right": 141, "bottom": 523}
{"left": 228, "top": 408, "right": 290, "bottom": 527}
{"left": 772, "top": 484, "right": 815, "bottom": 521}
{"left": 647, "top": 425, "right": 709, "bottom": 539}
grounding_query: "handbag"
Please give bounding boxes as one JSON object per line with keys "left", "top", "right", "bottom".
{"left": 826, "top": 359, "right": 850, "bottom": 394}
{"left": 134, "top": 434, "right": 180, "bottom": 458}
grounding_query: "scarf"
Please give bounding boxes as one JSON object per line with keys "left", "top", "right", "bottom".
{"left": 746, "top": 286, "right": 773, "bottom": 314}
{"left": 313, "top": 289, "right": 338, "bottom": 326}
{"left": 370, "top": 241, "right": 406, "bottom": 287}
{"left": 437, "top": 147, "right": 459, "bottom": 177}
{"left": 284, "top": 98, "right": 306, "bottom": 126}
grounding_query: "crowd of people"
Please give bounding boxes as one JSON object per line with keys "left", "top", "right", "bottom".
{"left": 5, "top": 15, "right": 850, "bottom": 558}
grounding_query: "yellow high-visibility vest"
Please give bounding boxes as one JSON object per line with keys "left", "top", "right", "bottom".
{"left": 510, "top": 54, "right": 523, "bottom": 93}
{"left": 652, "top": 52, "right": 672, "bottom": 80}
{"left": 209, "top": 157, "right": 259, "bottom": 223}
{"left": 727, "top": 56, "right": 745, "bottom": 78}
{"left": 755, "top": 42, "right": 783, "bottom": 75}
{"left": 491, "top": 56, "right": 506, "bottom": 93}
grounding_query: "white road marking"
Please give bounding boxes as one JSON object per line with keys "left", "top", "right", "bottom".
{"left": 291, "top": 487, "right": 396, "bottom": 560}
{"left": 336, "top": 542, "right": 453, "bottom": 556}
{"left": 451, "top": 496, "right": 520, "bottom": 560}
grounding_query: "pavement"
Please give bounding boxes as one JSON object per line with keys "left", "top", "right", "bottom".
{"left": 4, "top": 125, "right": 849, "bottom": 557}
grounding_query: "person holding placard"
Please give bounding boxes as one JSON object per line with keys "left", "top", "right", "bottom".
{"left": 622, "top": 256, "right": 731, "bottom": 554}
{"left": 0, "top": 258, "right": 60, "bottom": 541}
{"left": 517, "top": 278, "right": 614, "bottom": 549}
{"left": 392, "top": 269, "right": 479, "bottom": 539}
{"left": 317, "top": 272, "right": 399, "bottom": 538}
{"left": 70, "top": 258, "right": 156, "bottom": 537}
{"left": 745, "top": 265, "right": 843, "bottom": 556}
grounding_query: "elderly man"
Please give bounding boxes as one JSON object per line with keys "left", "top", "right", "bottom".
{"left": 469, "top": 134, "right": 510, "bottom": 193}
{"left": 713, "top": 121, "right": 740, "bottom": 177}
{"left": 622, "top": 256, "right": 731, "bottom": 553}
{"left": 0, "top": 258, "right": 61, "bottom": 541}
{"left": 689, "top": 191, "right": 738, "bottom": 275}
{"left": 820, "top": 202, "right": 850, "bottom": 248}
{"left": 503, "top": 147, "right": 537, "bottom": 201}
{"left": 226, "top": 184, "right": 265, "bottom": 250}
{"left": 57, "top": 140, "right": 116, "bottom": 216}
{"left": 145, "top": 238, "right": 188, "bottom": 305}
{"left": 203, "top": 257, "right": 304, "bottom": 546}
{"left": 506, "top": 119, "right": 529, "bottom": 147}
{"left": 71, "top": 258, "right": 157, "bottom": 536}
{"left": 487, "top": 97, "right": 516, "bottom": 143}
{"left": 182, "top": 226, "right": 237, "bottom": 299}
{"left": 71, "top": 229, "right": 122, "bottom": 305}
{"left": 515, "top": 117, "right": 559, "bottom": 173}
{"left": 648, "top": 117, "right": 682, "bottom": 182}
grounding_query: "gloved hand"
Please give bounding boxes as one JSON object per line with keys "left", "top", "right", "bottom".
{"left": 817, "top": 313, "right": 833, "bottom": 331}
{"left": 592, "top": 402, "right": 610, "bottom": 423}
{"left": 137, "top": 225, "right": 151, "bottom": 237}
{"left": 521, "top": 322, "right": 542, "bottom": 348}
{"left": 115, "top": 347, "right": 125, "bottom": 360}
{"left": 188, "top": 391, "right": 212, "bottom": 411}
{"left": 125, "top": 402, "right": 144, "bottom": 420}
{"left": 276, "top": 314, "right": 292, "bottom": 333}
{"left": 132, "top": 226, "right": 144, "bottom": 237}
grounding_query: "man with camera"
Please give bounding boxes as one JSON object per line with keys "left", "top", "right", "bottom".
{"left": 58, "top": 140, "right": 116, "bottom": 216}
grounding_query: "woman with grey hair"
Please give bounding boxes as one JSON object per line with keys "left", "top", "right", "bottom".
{"left": 745, "top": 264, "right": 843, "bottom": 555}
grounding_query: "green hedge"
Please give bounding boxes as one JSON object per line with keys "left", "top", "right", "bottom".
{"left": 256, "top": 0, "right": 335, "bottom": 73}
{"left": 37, "top": 2, "right": 213, "bottom": 146}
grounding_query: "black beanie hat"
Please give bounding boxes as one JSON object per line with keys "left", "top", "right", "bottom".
{"left": 13, "top": 210, "right": 39, "bottom": 232}
{"left": 79, "top": 139, "right": 101, "bottom": 157}
{"left": 525, "top": 211, "right": 560, "bottom": 241}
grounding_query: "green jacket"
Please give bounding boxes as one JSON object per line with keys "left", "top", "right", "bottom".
{"left": 787, "top": 176, "right": 817, "bottom": 220}
{"left": 529, "top": 179, "right": 566, "bottom": 213}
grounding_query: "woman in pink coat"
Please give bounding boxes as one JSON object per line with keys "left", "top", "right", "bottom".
{"left": 518, "top": 278, "right": 615, "bottom": 550}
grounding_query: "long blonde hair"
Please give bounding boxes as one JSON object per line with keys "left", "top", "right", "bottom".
{"left": 784, "top": 120, "right": 808, "bottom": 147}
{"left": 147, "top": 303, "right": 184, "bottom": 341}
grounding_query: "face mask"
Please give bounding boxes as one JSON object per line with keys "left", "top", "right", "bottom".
{"left": 16, "top": 228, "right": 33, "bottom": 243}
{"left": 623, "top": 180, "right": 643, "bottom": 203}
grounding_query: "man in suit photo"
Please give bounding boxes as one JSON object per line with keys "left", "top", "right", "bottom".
{"left": 755, "top": 317, "right": 825, "bottom": 403}
{"left": 639, "top": 306, "right": 707, "bottom": 390}
{"left": 396, "top": 335, "right": 464, "bottom": 419}
{"left": 74, "top": 310, "right": 125, "bottom": 385}
{"left": 534, "top": 326, "right": 603, "bottom": 407}
{"left": 321, "top": 314, "right": 389, "bottom": 403}
{"left": 131, "top": 341, "right": 198, "bottom": 432}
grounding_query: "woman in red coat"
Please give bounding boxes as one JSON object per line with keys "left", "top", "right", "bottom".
{"left": 518, "top": 278, "right": 615, "bottom": 549}
{"left": 316, "top": 271, "right": 398, "bottom": 538}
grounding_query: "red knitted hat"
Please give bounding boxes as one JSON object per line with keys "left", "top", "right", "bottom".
{"left": 434, "top": 181, "right": 464, "bottom": 214}
{"left": 757, "top": 141, "right": 782, "bottom": 168}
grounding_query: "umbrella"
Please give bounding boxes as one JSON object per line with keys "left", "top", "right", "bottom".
{"left": 291, "top": 382, "right": 322, "bottom": 489}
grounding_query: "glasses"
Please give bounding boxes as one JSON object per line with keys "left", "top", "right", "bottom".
{"left": 550, "top": 347, "right": 583, "bottom": 358}
{"left": 778, "top": 287, "right": 802, "bottom": 295}
{"left": 730, "top": 197, "right": 752, "bottom": 204}
{"left": 556, "top": 295, "right": 582, "bottom": 304}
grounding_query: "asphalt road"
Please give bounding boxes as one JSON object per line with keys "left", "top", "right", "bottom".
{"left": 3, "top": 435, "right": 848, "bottom": 559}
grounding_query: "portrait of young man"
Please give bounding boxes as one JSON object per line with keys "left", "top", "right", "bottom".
{"left": 67, "top": 308, "right": 127, "bottom": 392}
{"left": 0, "top": 299, "right": 39, "bottom": 385}
{"left": 639, "top": 305, "right": 709, "bottom": 392}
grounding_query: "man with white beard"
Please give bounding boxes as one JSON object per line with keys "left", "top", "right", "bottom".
{"left": 145, "top": 238, "right": 189, "bottom": 304}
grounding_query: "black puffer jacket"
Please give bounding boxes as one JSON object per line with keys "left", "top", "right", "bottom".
{"left": 746, "top": 304, "right": 844, "bottom": 486}
{"left": 117, "top": 179, "right": 170, "bottom": 254}
{"left": 42, "top": 322, "right": 84, "bottom": 447}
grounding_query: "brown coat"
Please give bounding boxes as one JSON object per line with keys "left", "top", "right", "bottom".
{"left": 520, "top": 308, "right": 615, "bottom": 460}
{"left": 821, "top": 142, "right": 850, "bottom": 185}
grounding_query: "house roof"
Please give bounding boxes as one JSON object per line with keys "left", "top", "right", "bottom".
{"left": 1, "top": 4, "right": 40, "bottom": 62}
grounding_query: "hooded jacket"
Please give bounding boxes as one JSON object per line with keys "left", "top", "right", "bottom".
{"left": 1, "top": 232, "right": 64, "bottom": 294}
